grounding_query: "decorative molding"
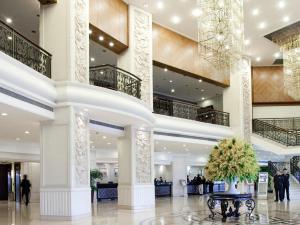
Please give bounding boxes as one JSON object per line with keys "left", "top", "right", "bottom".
{"left": 135, "top": 130, "right": 152, "bottom": 184}
{"left": 74, "top": 113, "right": 89, "bottom": 186}
{"left": 74, "top": 0, "right": 88, "bottom": 83}
{"left": 132, "top": 8, "right": 152, "bottom": 106}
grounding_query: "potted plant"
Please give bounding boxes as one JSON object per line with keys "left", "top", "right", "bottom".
{"left": 204, "top": 138, "right": 259, "bottom": 194}
{"left": 90, "top": 169, "right": 103, "bottom": 203}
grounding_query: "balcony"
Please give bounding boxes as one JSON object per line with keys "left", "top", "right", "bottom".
{"left": 89, "top": 64, "right": 141, "bottom": 99}
{"left": 0, "top": 20, "right": 51, "bottom": 78}
{"left": 153, "top": 95, "right": 230, "bottom": 126}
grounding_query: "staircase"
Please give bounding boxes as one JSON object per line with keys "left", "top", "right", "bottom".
{"left": 253, "top": 118, "right": 300, "bottom": 146}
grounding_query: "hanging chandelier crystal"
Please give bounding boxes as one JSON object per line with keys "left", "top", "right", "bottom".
{"left": 279, "top": 35, "right": 300, "bottom": 100}
{"left": 197, "top": 0, "right": 244, "bottom": 72}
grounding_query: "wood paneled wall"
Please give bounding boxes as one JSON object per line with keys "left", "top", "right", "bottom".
{"left": 89, "top": 0, "right": 128, "bottom": 51}
{"left": 252, "top": 66, "right": 300, "bottom": 105}
{"left": 152, "top": 23, "right": 229, "bottom": 87}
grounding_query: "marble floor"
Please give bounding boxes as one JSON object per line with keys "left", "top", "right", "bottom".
{"left": 0, "top": 195, "right": 299, "bottom": 225}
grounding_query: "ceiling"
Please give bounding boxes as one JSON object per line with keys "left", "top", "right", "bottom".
{"left": 126, "top": 0, "right": 300, "bottom": 66}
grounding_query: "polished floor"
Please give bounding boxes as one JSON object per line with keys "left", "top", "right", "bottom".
{"left": 0, "top": 195, "right": 299, "bottom": 225}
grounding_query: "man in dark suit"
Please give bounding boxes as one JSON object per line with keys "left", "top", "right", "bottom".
{"left": 282, "top": 168, "right": 290, "bottom": 201}
{"left": 274, "top": 171, "right": 284, "bottom": 202}
{"left": 20, "top": 174, "right": 31, "bottom": 206}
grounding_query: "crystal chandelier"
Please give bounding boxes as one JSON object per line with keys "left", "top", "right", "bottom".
{"left": 197, "top": 0, "right": 244, "bottom": 71}
{"left": 280, "top": 35, "right": 300, "bottom": 100}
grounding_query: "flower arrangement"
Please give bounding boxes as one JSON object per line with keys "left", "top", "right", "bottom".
{"left": 205, "top": 138, "right": 259, "bottom": 183}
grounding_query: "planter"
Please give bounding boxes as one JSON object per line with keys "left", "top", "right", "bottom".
{"left": 226, "top": 177, "right": 240, "bottom": 194}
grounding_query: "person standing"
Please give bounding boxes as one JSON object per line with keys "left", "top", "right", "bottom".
{"left": 273, "top": 171, "right": 284, "bottom": 202}
{"left": 282, "top": 168, "right": 290, "bottom": 201}
{"left": 20, "top": 175, "right": 31, "bottom": 206}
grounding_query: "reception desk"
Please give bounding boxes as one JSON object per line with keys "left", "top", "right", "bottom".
{"left": 155, "top": 182, "right": 172, "bottom": 197}
{"left": 97, "top": 183, "right": 118, "bottom": 201}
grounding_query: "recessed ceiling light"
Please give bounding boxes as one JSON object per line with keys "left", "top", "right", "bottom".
{"left": 171, "top": 15, "right": 181, "bottom": 24}
{"left": 157, "top": 1, "right": 164, "bottom": 9}
{"left": 282, "top": 16, "right": 290, "bottom": 22}
{"left": 100, "top": 70, "right": 104, "bottom": 75}
{"left": 89, "top": 29, "right": 92, "bottom": 35}
{"left": 16, "top": 137, "right": 20, "bottom": 141}
{"left": 183, "top": 144, "right": 186, "bottom": 147}
{"left": 7, "top": 36, "right": 12, "bottom": 40}
{"left": 198, "top": 79, "right": 202, "bottom": 83}
{"left": 171, "top": 88, "right": 175, "bottom": 93}
{"left": 274, "top": 52, "right": 280, "bottom": 58}
{"left": 24, "top": 131, "right": 30, "bottom": 134}
{"left": 163, "top": 146, "right": 167, "bottom": 150}
{"left": 169, "top": 80, "right": 173, "bottom": 83}
{"left": 99, "top": 36, "right": 104, "bottom": 41}
{"left": 201, "top": 89, "right": 204, "bottom": 92}
{"left": 251, "top": 8, "right": 259, "bottom": 16}
{"left": 109, "top": 41, "right": 114, "bottom": 47}
{"left": 258, "top": 22, "right": 266, "bottom": 29}
{"left": 6, "top": 18, "right": 12, "bottom": 24}
{"left": 256, "top": 57, "right": 261, "bottom": 62}
{"left": 107, "top": 142, "right": 111, "bottom": 145}
{"left": 90, "top": 57, "right": 95, "bottom": 62}
{"left": 244, "top": 39, "right": 250, "bottom": 46}
{"left": 201, "top": 97, "right": 205, "bottom": 100}
{"left": 192, "top": 8, "right": 202, "bottom": 17}
{"left": 278, "top": 1, "right": 286, "bottom": 9}
{"left": 1, "top": 113, "right": 8, "bottom": 116}
{"left": 164, "top": 68, "right": 168, "bottom": 72}
{"left": 102, "top": 136, "right": 107, "bottom": 139}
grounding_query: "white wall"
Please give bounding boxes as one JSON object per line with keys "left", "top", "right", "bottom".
{"left": 198, "top": 94, "right": 223, "bottom": 111}
{"left": 154, "top": 165, "right": 172, "bottom": 181}
{"left": 21, "top": 162, "right": 40, "bottom": 203}
{"left": 253, "top": 106, "right": 300, "bottom": 118}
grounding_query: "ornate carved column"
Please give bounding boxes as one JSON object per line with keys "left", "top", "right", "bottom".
{"left": 223, "top": 56, "right": 252, "bottom": 142}
{"left": 39, "top": 0, "right": 90, "bottom": 219}
{"left": 118, "top": 126, "right": 154, "bottom": 209}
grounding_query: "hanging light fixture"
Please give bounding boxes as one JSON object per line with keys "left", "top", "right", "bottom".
{"left": 197, "top": 0, "right": 244, "bottom": 72}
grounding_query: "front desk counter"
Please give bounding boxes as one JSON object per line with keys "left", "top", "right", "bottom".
{"left": 97, "top": 183, "right": 118, "bottom": 201}
{"left": 155, "top": 182, "right": 172, "bottom": 197}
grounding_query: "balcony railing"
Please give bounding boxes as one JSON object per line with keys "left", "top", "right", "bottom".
{"left": 253, "top": 119, "right": 300, "bottom": 146}
{"left": 89, "top": 64, "right": 141, "bottom": 99}
{"left": 0, "top": 20, "right": 51, "bottom": 78}
{"left": 256, "top": 117, "right": 300, "bottom": 131}
{"left": 153, "top": 96, "right": 230, "bottom": 126}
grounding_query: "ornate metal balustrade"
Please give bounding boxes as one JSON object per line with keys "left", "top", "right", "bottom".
{"left": 0, "top": 20, "right": 51, "bottom": 78}
{"left": 89, "top": 64, "right": 141, "bottom": 99}
{"left": 253, "top": 119, "right": 300, "bottom": 146}
{"left": 153, "top": 96, "right": 230, "bottom": 126}
{"left": 258, "top": 117, "right": 300, "bottom": 131}
{"left": 290, "top": 156, "right": 300, "bottom": 183}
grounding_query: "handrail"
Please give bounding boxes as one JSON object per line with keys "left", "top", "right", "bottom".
{"left": 256, "top": 117, "right": 300, "bottom": 131}
{"left": 89, "top": 64, "right": 141, "bottom": 99}
{"left": 153, "top": 95, "right": 230, "bottom": 126}
{"left": 90, "top": 64, "right": 141, "bottom": 82}
{"left": 253, "top": 119, "right": 300, "bottom": 146}
{"left": 0, "top": 20, "right": 52, "bottom": 78}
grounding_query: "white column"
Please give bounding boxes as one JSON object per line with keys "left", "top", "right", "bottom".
{"left": 171, "top": 155, "right": 187, "bottom": 197}
{"left": 39, "top": 0, "right": 90, "bottom": 219}
{"left": 118, "top": 5, "right": 153, "bottom": 108}
{"left": 90, "top": 149, "right": 97, "bottom": 170}
{"left": 118, "top": 126, "right": 155, "bottom": 209}
{"left": 40, "top": 107, "right": 90, "bottom": 219}
{"left": 223, "top": 56, "right": 252, "bottom": 141}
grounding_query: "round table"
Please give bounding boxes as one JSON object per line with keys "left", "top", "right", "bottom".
{"left": 207, "top": 193, "right": 255, "bottom": 222}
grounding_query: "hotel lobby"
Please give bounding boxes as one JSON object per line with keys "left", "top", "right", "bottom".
{"left": 1, "top": 0, "right": 300, "bottom": 224}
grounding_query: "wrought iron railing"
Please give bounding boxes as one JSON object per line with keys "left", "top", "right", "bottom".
{"left": 253, "top": 119, "right": 300, "bottom": 146}
{"left": 0, "top": 20, "right": 51, "bottom": 78}
{"left": 153, "top": 96, "right": 230, "bottom": 126}
{"left": 258, "top": 117, "right": 300, "bottom": 131}
{"left": 89, "top": 64, "right": 141, "bottom": 99}
{"left": 291, "top": 156, "right": 300, "bottom": 183}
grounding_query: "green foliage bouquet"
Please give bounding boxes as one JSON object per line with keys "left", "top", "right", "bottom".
{"left": 90, "top": 169, "right": 103, "bottom": 191}
{"left": 205, "top": 138, "right": 259, "bottom": 183}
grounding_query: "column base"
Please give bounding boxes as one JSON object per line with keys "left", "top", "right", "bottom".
{"left": 40, "top": 187, "right": 91, "bottom": 220}
{"left": 118, "top": 184, "right": 155, "bottom": 210}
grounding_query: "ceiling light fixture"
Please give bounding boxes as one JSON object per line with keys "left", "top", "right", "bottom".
{"left": 201, "top": 89, "right": 204, "bottom": 92}
{"left": 107, "top": 142, "right": 111, "bottom": 145}
{"left": 283, "top": 16, "right": 290, "bottom": 22}
{"left": 201, "top": 97, "right": 205, "bottom": 100}
{"left": 90, "top": 57, "right": 95, "bottom": 62}
{"left": 171, "top": 15, "right": 181, "bottom": 24}
{"left": 258, "top": 22, "right": 266, "bottom": 29}
{"left": 109, "top": 41, "right": 114, "bottom": 47}
{"left": 157, "top": 1, "right": 164, "bottom": 9}
{"left": 24, "top": 131, "right": 30, "bottom": 134}
{"left": 7, "top": 36, "right": 12, "bottom": 40}
{"left": 244, "top": 39, "right": 250, "bottom": 46}
{"left": 256, "top": 57, "right": 261, "bottom": 62}
{"left": 89, "top": 29, "right": 92, "bottom": 35}
{"left": 164, "top": 68, "right": 168, "bottom": 72}
{"left": 251, "top": 8, "right": 259, "bottom": 16}
{"left": 274, "top": 52, "right": 280, "bottom": 58}
{"left": 169, "top": 80, "right": 173, "bottom": 83}
{"left": 278, "top": 1, "right": 286, "bottom": 9}
{"left": 99, "top": 36, "right": 104, "bottom": 41}
{"left": 171, "top": 88, "right": 175, "bottom": 93}
{"left": 102, "top": 136, "right": 107, "bottom": 139}
{"left": 6, "top": 18, "right": 12, "bottom": 24}
{"left": 198, "top": 79, "right": 202, "bottom": 82}
{"left": 1, "top": 113, "right": 8, "bottom": 116}
{"left": 163, "top": 146, "right": 167, "bottom": 150}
